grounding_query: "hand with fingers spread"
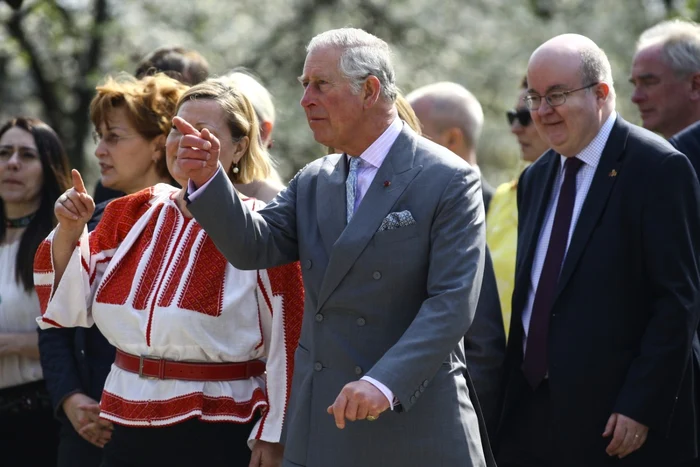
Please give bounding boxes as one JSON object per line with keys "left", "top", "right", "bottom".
{"left": 54, "top": 169, "right": 95, "bottom": 242}
{"left": 603, "top": 412, "right": 648, "bottom": 459}
{"left": 327, "top": 380, "right": 390, "bottom": 429}
{"left": 171, "top": 116, "right": 221, "bottom": 189}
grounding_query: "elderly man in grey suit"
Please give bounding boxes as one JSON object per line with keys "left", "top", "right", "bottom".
{"left": 174, "top": 28, "right": 491, "bottom": 467}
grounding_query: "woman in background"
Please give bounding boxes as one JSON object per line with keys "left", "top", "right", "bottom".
{"left": 0, "top": 116, "right": 71, "bottom": 464}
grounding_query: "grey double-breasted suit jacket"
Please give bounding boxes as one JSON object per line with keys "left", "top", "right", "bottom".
{"left": 189, "top": 124, "right": 491, "bottom": 467}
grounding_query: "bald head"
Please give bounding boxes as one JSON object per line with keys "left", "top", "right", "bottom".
{"left": 527, "top": 34, "right": 615, "bottom": 157}
{"left": 529, "top": 34, "right": 615, "bottom": 101}
{"left": 406, "top": 82, "right": 483, "bottom": 164}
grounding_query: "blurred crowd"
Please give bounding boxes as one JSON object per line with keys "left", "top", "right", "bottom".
{"left": 2, "top": 16, "right": 700, "bottom": 467}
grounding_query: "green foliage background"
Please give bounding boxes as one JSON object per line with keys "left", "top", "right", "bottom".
{"left": 0, "top": 0, "right": 696, "bottom": 192}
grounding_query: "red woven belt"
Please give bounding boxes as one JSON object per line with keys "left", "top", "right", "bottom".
{"left": 114, "top": 349, "right": 266, "bottom": 381}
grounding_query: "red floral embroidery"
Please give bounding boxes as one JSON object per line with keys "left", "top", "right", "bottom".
{"left": 178, "top": 234, "right": 227, "bottom": 317}
{"left": 34, "top": 240, "right": 53, "bottom": 274}
{"left": 100, "top": 387, "right": 267, "bottom": 425}
{"left": 158, "top": 224, "right": 198, "bottom": 308}
{"left": 133, "top": 207, "right": 178, "bottom": 310}
{"left": 36, "top": 285, "right": 53, "bottom": 315}
{"left": 90, "top": 188, "right": 154, "bottom": 255}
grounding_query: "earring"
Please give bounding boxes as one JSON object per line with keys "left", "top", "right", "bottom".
{"left": 232, "top": 163, "right": 240, "bottom": 174}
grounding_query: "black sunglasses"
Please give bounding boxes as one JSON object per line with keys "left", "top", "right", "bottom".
{"left": 506, "top": 109, "right": 532, "bottom": 127}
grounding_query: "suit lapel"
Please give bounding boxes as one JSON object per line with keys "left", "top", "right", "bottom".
{"left": 316, "top": 126, "right": 422, "bottom": 310}
{"left": 316, "top": 154, "right": 347, "bottom": 253}
{"left": 555, "top": 118, "right": 628, "bottom": 299}
{"left": 513, "top": 152, "right": 560, "bottom": 308}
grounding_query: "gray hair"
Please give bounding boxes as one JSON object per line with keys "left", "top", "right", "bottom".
{"left": 406, "top": 82, "right": 484, "bottom": 147}
{"left": 579, "top": 45, "right": 616, "bottom": 101}
{"left": 636, "top": 19, "right": 700, "bottom": 76}
{"left": 220, "top": 68, "right": 275, "bottom": 125}
{"left": 306, "top": 28, "right": 399, "bottom": 101}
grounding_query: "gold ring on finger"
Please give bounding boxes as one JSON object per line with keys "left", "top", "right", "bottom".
{"left": 366, "top": 415, "right": 378, "bottom": 421}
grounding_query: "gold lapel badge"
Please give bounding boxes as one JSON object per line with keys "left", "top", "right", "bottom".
{"left": 608, "top": 169, "right": 617, "bottom": 177}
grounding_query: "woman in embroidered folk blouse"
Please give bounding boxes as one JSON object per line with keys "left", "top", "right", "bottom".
{"left": 34, "top": 80, "right": 304, "bottom": 467}
{"left": 0, "top": 117, "right": 71, "bottom": 465}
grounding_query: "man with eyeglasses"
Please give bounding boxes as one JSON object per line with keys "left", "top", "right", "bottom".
{"left": 496, "top": 33, "right": 700, "bottom": 467}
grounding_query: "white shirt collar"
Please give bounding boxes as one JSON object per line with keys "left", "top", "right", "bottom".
{"left": 346, "top": 117, "right": 403, "bottom": 168}
{"left": 559, "top": 111, "right": 617, "bottom": 170}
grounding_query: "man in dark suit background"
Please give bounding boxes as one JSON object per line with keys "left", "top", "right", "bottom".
{"left": 405, "top": 81, "right": 505, "bottom": 436}
{"left": 497, "top": 33, "right": 700, "bottom": 467}
{"left": 406, "top": 82, "right": 495, "bottom": 212}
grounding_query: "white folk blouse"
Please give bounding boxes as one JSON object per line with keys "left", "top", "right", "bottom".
{"left": 34, "top": 184, "right": 303, "bottom": 445}
{"left": 0, "top": 240, "right": 43, "bottom": 389}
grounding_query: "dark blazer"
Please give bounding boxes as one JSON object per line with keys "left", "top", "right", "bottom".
{"left": 670, "top": 122, "right": 700, "bottom": 365}
{"left": 498, "top": 116, "right": 700, "bottom": 466}
{"left": 670, "top": 120, "right": 700, "bottom": 180}
{"left": 465, "top": 247, "right": 505, "bottom": 439}
{"left": 38, "top": 200, "right": 116, "bottom": 421}
{"left": 481, "top": 175, "right": 495, "bottom": 215}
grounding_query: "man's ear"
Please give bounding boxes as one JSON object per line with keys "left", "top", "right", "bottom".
{"left": 690, "top": 72, "right": 700, "bottom": 101}
{"left": 259, "top": 121, "right": 274, "bottom": 148}
{"left": 595, "top": 82, "right": 611, "bottom": 102}
{"left": 443, "top": 127, "right": 464, "bottom": 154}
{"left": 362, "top": 76, "right": 382, "bottom": 109}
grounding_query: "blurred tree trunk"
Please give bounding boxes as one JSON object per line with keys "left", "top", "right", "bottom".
{"left": 4, "top": 0, "right": 109, "bottom": 171}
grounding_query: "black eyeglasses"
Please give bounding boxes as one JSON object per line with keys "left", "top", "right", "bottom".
{"left": 507, "top": 109, "right": 532, "bottom": 127}
{"left": 524, "top": 82, "right": 599, "bottom": 111}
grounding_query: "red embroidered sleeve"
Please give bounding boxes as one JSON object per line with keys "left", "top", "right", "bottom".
{"left": 254, "top": 261, "right": 304, "bottom": 442}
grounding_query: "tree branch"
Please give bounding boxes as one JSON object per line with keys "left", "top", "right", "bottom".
{"left": 69, "top": 0, "right": 109, "bottom": 172}
{"left": 5, "top": 8, "right": 63, "bottom": 136}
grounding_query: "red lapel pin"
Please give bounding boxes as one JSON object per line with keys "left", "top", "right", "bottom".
{"left": 383, "top": 180, "right": 391, "bottom": 187}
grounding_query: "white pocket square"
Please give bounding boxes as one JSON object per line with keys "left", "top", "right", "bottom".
{"left": 378, "top": 210, "right": 415, "bottom": 232}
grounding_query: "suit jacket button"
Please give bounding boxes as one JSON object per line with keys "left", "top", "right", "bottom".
{"left": 314, "top": 362, "right": 323, "bottom": 372}
{"left": 414, "top": 390, "right": 421, "bottom": 398}
{"left": 372, "top": 271, "right": 382, "bottom": 280}
{"left": 354, "top": 366, "right": 363, "bottom": 375}
{"left": 410, "top": 395, "right": 417, "bottom": 404}
{"left": 304, "top": 260, "right": 312, "bottom": 269}
{"left": 423, "top": 380, "right": 429, "bottom": 388}
{"left": 356, "top": 317, "right": 366, "bottom": 326}
{"left": 315, "top": 313, "right": 324, "bottom": 322}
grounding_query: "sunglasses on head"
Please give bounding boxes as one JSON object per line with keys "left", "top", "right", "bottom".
{"left": 506, "top": 109, "right": 532, "bottom": 127}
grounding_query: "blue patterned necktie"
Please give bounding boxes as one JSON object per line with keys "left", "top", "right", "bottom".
{"left": 346, "top": 157, "right": 361, "bottom": 224}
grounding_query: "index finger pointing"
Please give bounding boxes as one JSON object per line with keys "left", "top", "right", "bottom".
{"left": 172, "top": 116, "right": 201, "bottom": 138}
{"left": 72, "top": 169, "right": 87, "bottom": 194}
